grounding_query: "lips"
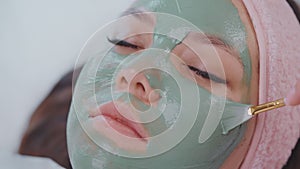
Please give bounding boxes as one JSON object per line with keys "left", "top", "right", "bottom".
{"left": 89, "top": 101, "right": 149, "bottom": 141}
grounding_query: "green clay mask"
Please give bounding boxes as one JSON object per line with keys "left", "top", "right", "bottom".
{"left": 67, "top": 1, "right": 253, "bottom": 169}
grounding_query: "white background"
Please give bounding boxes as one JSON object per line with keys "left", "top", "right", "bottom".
{"left": 0, "top": 0, "right": 134, "bottom": 154}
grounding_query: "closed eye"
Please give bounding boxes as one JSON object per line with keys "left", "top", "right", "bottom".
{"left": 187, "top": 65, "right": 227, "bottom": 84}
{"left": 107, "top": 37, "right": 141, "bottom": 49}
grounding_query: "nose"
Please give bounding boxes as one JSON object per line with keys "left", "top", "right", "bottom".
{"left": 115, "top": 69, "right": 160, "bottom": 105}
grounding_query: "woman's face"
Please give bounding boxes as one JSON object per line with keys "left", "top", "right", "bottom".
{"left": 67, "top": 0, "right": 259, "bottom": 168}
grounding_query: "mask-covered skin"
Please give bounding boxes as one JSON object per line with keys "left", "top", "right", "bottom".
{"left": 67, "top": 0, "right": 254, "bottom": 168}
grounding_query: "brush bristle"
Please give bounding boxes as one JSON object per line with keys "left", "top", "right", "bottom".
{"left": 220, "top": 103, "right": 252, "bottom": 134}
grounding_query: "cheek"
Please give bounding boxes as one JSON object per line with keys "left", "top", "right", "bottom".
{"left": 224, "top": 65, "right": 249, "bottom": 103}
{"left": 226, "top": 85, "right": 246, "bottom": 102}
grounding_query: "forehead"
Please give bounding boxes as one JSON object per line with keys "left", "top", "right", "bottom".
{"left": 122, "top": 1, "right": 247, "bottom": 52}
{"left": 129, "top": 0, "right": 243, "bottom": 34}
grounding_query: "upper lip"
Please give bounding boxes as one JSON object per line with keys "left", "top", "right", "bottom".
{"left": 89, "top": 101, "right": 149, "bottom": 140}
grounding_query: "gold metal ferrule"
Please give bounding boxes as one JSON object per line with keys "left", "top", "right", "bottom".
{"left": 248, "top": 98, "right": 285, "bottom": 116}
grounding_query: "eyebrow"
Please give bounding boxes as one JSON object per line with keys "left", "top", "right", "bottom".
{"left": 120, "top": 7, "right": 155, "bottom": 25}
{"left": 195, "top": 33, "right": 244, "bottom": 68}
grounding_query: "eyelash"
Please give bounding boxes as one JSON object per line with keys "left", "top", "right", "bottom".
{"left": 187, "top": 65, "right": 227, "bottom": 84}
{"left": 107, "top": 37, "right": 140, "bottom": 49}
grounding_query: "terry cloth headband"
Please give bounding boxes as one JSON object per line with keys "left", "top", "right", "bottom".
{"left": 241, "top": 0, "right": 300, "bottom": 168}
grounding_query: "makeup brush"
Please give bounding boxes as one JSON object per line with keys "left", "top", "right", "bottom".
{"left": 248, "top": 98, "right": 286, "bottom": 116}
{"left": 221, "top": 98, "right": 286, "bottom": 134}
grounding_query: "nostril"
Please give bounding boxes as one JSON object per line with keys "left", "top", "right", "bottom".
{"left": 120, "top": 76, "right": 128, "bottom": 85}
{"left": 116, "top": 70, "right": 161, "bottom": 105}
{"left": 136, "top": 82, "right": 146, "bottom": 93}
{"left": 116, "top": 74, "right": 129, "bottom": 91}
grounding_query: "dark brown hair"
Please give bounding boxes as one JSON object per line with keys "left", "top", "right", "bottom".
{"left": 18, "top": 68, "right": 81, "bottom": 169}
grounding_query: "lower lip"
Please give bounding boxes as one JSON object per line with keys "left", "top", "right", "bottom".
{"left": 98, "top": 115, "right": 143, "bottom": 139}
{"left": 87, "top": 115, "right": 148, "bottom": 152}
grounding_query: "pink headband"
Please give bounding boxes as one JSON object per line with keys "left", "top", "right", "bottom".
{"left": 242, "top": 0, "right": 300, "bottom": 168}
